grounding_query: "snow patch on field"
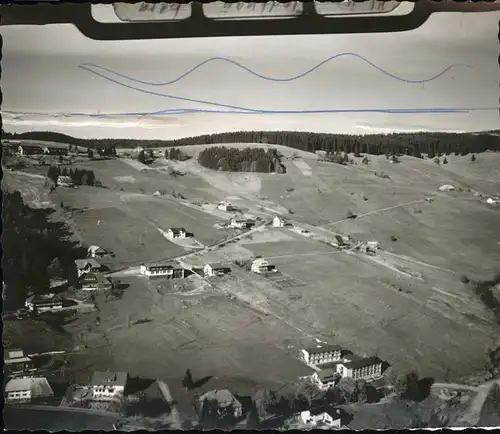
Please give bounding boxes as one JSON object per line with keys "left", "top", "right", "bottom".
{"left": 113, "top": 176, "right": 136, "bottom": 183}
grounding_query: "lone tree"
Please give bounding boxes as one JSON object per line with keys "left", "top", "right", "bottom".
{"left": 394, "top": 371, "right": 420, "bottom": 401}
{"left": 346, "top": 209, "right": 357, "bottom": 219}
{"left": 362, "top": 156, "right": 369, "bottom": 165}
{"left": 138, "top": 150, "right": 146, "bottom": 164}
{"left": 471, "top": 154, "right": 476, "bottom": 162}
{"left": 87, "top": 148, "right": 94, "bottom": 159}
{"left": 338, "top": 377, "right": 356, "bottom": 404}
{"left": 443, "top": 157, "right": 448, "bottom": 164}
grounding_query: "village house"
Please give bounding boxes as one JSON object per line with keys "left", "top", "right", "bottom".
{"left": 25, "top": 294, "right": 64, "bottom": 312}
{"left": 87, "top": 245, "right": 109, "bottom": 258}
{"left": 311, "top": 369, "right": 339, "bottom": 390}
{"left": 300, "top": 345, "right": 345, "bottom": 366}
{"left": 217, "top": 201, "right": 235, "bottom": 212}
{"left": 90, "top": 371, "right": 128, "bottom": 401}
{"left": 204, "top": 263, "right": 231, "bottom": 278}
{"left": 251, "top": 257, "right": 277, "bottom": 274}
{"left": 4, "top": 349, "right": 36, "bottom": 377}
{"left": 75, "top": 258, "right": 102, "bottom": 278}
{"left": 43, "top": 146, "right": 68, "bottom": 156}
{"left": 140, "top": 262, "right": 185, "bottom": 279}
{"left": 17, "top": 144, "right": 44, "bottom": 156}
{"left": 336, "top": 356, "right": 383, "bottom": 381}
{"left": 299, "top": 407, "right": 342, "bottom": 428}
{"left": 79, "top": 273, "right": 113, "bottom": 291}
{"left": 272, "top": 216, "right": 290, "bottom": 228}
{"left": 4, "top": 377, "right": 54, "bottom": 404}
{"left": 196, "top": 389, "right": 243, "bottom": 420}
{"left": 167, "top": 227, "right": 187, "bottom": 239}
{"left": 229, "top": 218, "right": 255, "bottom": 229}
{"left": 57, "top": 176, "right": 74, "bottom": 187}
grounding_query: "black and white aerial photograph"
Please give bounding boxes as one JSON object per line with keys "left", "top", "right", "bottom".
{"left": 2, "top": 0, "right": 500, "bottom": 431}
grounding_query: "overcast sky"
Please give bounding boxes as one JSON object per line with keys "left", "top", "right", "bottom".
{"left": 2, "top": 8, "right": 499, "bottom": 139}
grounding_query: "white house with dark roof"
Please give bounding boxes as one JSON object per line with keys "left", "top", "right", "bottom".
{"left": 251, "top": 258, "right": 277, "bottom": 274}
{"left": 311, "top": 369, "right": 339, "bottom": 390}
{"left": 57, "top": 176, "right": 74, "bottom": 187}
{"left": 4, "top": 349, "right": 36, "bottom": 377}
{"left": 229, "top": 218, "right": 255, "bottom": 229}
{"left": 87, "top": 245, "right": 109, "bottom": 258}
{"left": 140, "top": 262, "right": 185, "bottom": 279}
{"left": 79, "top": 273, "right": 113, "bottom": 291}
{"left": 4, "top": 377, "right": 54, "bottom": 403}
{"left": 91, "top": 371, "right": 128, "bottom": 401}
{"left": 217, "top": 201, "right": 235, "bottom": 212}
{"left": 336, "top": 356, "right": 383, "bottom": 381}
{"left": 204, "top": 263, "right": 231, "bottom": 278}
{"left": 300, "top": 345, "right": 345, "bottom": 366}
{"left": 167, "top": 227, "right": 187, "bottom": 239}
{"left": 75, "top": 258, "right": 102, "bottom": 278}
{"left": 25, "top": 294, "right": 63, "bottom": 312}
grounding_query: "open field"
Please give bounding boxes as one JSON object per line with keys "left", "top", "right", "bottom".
{"left": 65, "top": 275, "right": 314, "bottom": 397}
{"left": 4, "top": 144, "right": 500, "bottom": 395}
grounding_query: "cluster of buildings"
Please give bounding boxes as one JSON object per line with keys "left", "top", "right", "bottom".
{"left": 300, "top": 345, "right": 384, "bottom": 390}
{"left": 229, "top": 218, "right": 256, "bottom": 229}
{"left": 75, "top": 251, "right": 113, "bottom": 291}
{"left": 17, "top": 143, "right": 69, "bottom": 157}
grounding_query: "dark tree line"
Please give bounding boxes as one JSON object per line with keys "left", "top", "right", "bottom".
{"left": 4, "top": 129, "right": 499, "bottom": 157}
{"left": 165, "top": 147, "right": 190, "bottom": 161}
{"left": 198, "top": 146, "right": 286, "bottom": 173}
{"left": 47, "top": 166, "right": 97, "bottom": 186}
{"left": 2, "top": 191, "right": 83, "bottom": 311}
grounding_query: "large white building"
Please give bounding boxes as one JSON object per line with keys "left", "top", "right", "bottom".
{"left": 140, "top": 262, "right": 185, "bottom": 279}
{"left": 336, "top": 356, "right": 383, "bottom": 381}
{"left": 204, "top": 263, "right": 231, "bottom": 278}
{"left": 4, "top": 377, "right": 54, "bottom": 403}
{"left": 299, "top": 407, "right": 341, "bottom": 428}
{"left": 167, "top": 228, "right": 187, "bottom": 239}
{"left": 91, "top": 371, "right": 128, "bottom": 401}
{"left": 272, "top": 216, "right": 289, "bottom": 228}
{"left": 25, "top": 294, "right": 64, "bottom": 312}
{"left": 300, "top": 345, "right": 344, "bottom": 366}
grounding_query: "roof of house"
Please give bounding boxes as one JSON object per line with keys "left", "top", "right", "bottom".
{"left": 142, "top": 261, "right": 178, "bottom": 269}
{"left": 75, "top": 259, "right": 101, "bottom": 269}
{"left": 91, "top": 371, "right": 128, "bottom": 387}
{"left": 304, "top": 345, "right": 343, "bottom": 355}
{"left": 199, "top": 389, "right": 242, "bottom": 409}
{"left": 5, "top": 377, "right": 53, "bottom": 397}
{"left": 206, "top": 263, "right": 230, "bottom": 270}
{"left": 252, "top": 258, "right": 269, "bottom": 265}
{"left": 88, "top": 245, "right": 107, "bottom": 253}
{"left": 26, "top": 294, "right": 63, "bottom": 304}
{"left": 309, "top": 406, "right": 341, "bottom": 418}
{"left": 317, "top": 369, "right": 338, "bottom": 382}
{"left": 169, "top": 227, "right": 186, "bottom": 233}
{"left": 342, "top": 356, "right": 383, "bottom": 370}
{"left": 5, "top": 349, "right": 25, "bottom": 360}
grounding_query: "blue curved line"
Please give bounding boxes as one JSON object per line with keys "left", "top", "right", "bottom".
{"left": 78, "top": 66, "right": 483, "bottom": 115}
{"left": 78, "top": 54, "right": 472, "bottom": 86}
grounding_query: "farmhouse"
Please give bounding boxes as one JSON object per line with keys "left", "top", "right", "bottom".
{"left": 4, "top": 377, "right": 54, "bottom": 403}
{"left": 167, "top": 227, "right": 187, "bottom": 239}
{"left": 196, "top": 389, "right": 243, "bottom": 419}
{"left": 87, "top": 245, "right": 109, "bottom": 258}
{"left": 75, "top": 258, "right": 102, "bottom": 278}
{"left": 140, "top": 262, "right": 186, "bottom": 279}
{"left": 272, "top": 216, "right": 290, "bottom": 228}
{"left": 4, "top": 349, "right": 36, "bottom": 377}
{"left": 90, "top": 371, "right": 128, "bottom": 401}
{"left": 311, "top": 369, "right": 339, "bottom": 390}
{"left": 300, "top": 345, "right": 345, "bottom": 366}
{"left": 79, "top": 273, "right": 113, "bottom": 291}
{"left": 217, "top": 201, "right": 235, "bottom": 212}
{"left": 17, "top": 144, "right": 44, "bottom": 156}
{"left": 299, "top": 407, "right": 341, "bottom": 428}
{"left": 229, "top": 218, "right": 255, "bottom": 229}
{"left": 25, "top": 294, "right": 63, "bottom": 312}
{"left": 251, "top": 257, "right": 277, "bottom": 274}
{"left": 57, "top": 176, "right": 74, "bottom": 187}
{"left": 43, "top": 146, "right": 68, "bottom": 156}
{"left": 336, "top": 356, "right": 383, "bottom": 381}
{"left": 204, "top": 263, "right": 231, "bottom": 278}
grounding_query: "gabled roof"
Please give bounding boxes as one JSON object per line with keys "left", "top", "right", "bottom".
{"left": 169, "top": 227, "right": 186, "bottom": 233}
{"left": 304, "top": 345, "right": 343, "bottom": 355}
{"left": 75, "top": 258, "right": 101, "bottom": 269}
{"left": 317, "top": 369, "right": 338, "bottom": 382}
{"left": 309, "top": 406, "right": 341, "bottom": 418}
{"left": 342, "top": 356, "right": 383, "bottom": 370}
{"left": 5, "top": 377, "right": 53, "bottom": 397}
{"left": 26, "top": 293, "right": 63, "bottom": 304}
{"left": 91, "top": 371, "right": 128, "bottom": 387}
{"left": 88, "top": 245, "right": 107, "bottom": 253}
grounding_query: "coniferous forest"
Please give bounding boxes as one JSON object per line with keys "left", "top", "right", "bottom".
{"left": 197, "top": 146, "right": 287, "bottom": 173}
{"left": 2, "top": 190, "right": 84, "bottom": 311}
{"left": 3, "top": 130, "right": 499, "bottom": 158}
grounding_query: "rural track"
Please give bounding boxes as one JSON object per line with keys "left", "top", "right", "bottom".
{"left": 320, "top": 197, "right": 432, "bottom": 228}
